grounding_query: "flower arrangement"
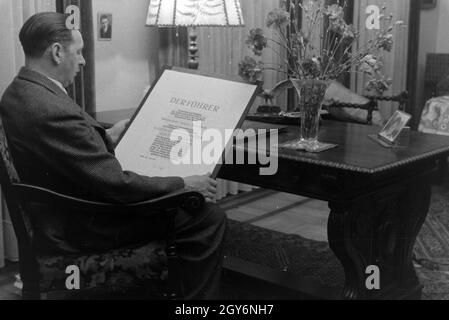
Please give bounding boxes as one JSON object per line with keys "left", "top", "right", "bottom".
{"left": 238, "top": 0, "right": 404, "bottom": 99}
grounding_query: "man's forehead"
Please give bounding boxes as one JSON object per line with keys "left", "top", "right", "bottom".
{"left": 70, "top": 30, "right": 84, "bottom": 45}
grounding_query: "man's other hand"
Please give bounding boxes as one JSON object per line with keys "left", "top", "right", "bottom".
{"left": 106, "top": 119, "right": 130, "bottom": 145}
{"left": 183, "top": 173, "right": 218, "bottom": 203}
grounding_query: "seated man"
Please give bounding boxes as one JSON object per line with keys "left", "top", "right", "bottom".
{"left": 0, "top": 12, "right": 227, "bottom": 300}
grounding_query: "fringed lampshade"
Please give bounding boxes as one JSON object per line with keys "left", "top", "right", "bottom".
{"left": 146, "top": 0, "right": 244, "bottom": 27}
{"left": 146, "top": 0, "right": 245, "bottom": 68}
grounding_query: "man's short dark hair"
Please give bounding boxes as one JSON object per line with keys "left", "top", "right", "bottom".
{"left": 19, "top": 12, "right": 73, "bottom": 58}
{"left": 100, "top": 15, "right": 109, "bottom": 22}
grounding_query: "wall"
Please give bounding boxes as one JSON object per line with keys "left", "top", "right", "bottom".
{"left": 92, "top": 0, "right": 158, "bottom": 112}
{"left": 416, "top": 1, "right": 448, "bottom": 113}
{"left": 93, "top": 0, "right": 284, "bottom": 113}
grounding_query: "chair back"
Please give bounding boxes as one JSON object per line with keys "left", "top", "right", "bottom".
{"left": 0, "top": 117, "right": 40, "bottom": 296}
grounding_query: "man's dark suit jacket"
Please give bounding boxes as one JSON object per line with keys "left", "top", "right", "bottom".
{"left": 0, "top": 67, "right": 185, "bottom": 253}
{"left": 100, "top": 26, "right": 112, "bottom": 39}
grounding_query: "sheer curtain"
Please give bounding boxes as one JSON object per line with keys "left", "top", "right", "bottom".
{"left": 351, "top": 0, "right": 410, "bottom": 119}
{"left": 0, "top": 0, "right": 56, "bottom": 268}
{"left": 195, "top": 0, "right": 284, "bottom": 200}
{"left": 298, "top": 0, "right": 410, "bottom": 120}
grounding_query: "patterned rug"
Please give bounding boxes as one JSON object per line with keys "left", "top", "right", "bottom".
{"left": 222, "top": 186, "right": 449, "bottom": 300}
{"left": 413, "top": 185, "right": 449, "bottom": 299}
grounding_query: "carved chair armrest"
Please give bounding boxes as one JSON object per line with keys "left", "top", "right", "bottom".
{"left": 11, "top": 183, "right": 205, "bottom": 216}
{"left": 365, "top": 91, "right": 409, "bottom": 111}
{"left": 324, "top": 100, "right": 378, "bottom": 125}
{"left": 365, "top": 91, "right": 409, "bottom": 102}
{"left": 324, "top": 100, "right": 376, "bottom": 110}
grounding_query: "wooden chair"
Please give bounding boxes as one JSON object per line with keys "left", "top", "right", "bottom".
{"left": 0, "top": 117, "right": 204, "bottom": 300}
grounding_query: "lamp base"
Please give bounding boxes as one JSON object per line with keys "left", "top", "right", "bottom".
{"left": 188, "top": 27, "right": 199, "bottom": 69}
{"left": 188, "top": 58, "right": 199, "bottom": 70}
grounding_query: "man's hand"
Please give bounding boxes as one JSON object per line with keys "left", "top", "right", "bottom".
{"left": 106, "top": 119, "right": 130, "bottom": 145}
{"left": 183, "top": 173, "right": 218, "bottom": 203}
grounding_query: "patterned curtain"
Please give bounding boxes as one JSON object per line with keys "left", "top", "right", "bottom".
{"left": 0, "top": 0, "right": 56, "bottom": 268}
{"left": 153, "top": 28, "right": 189, "bottom": 79}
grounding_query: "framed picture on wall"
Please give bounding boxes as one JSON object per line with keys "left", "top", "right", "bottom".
{"left": 98, "top": 12, "right": 112, "bottom": 41}
{"left": 422, "top": 0, "right": 437, "bottom": 10}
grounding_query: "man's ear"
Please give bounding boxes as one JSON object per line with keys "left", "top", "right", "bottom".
{"left": 50, "top": 43, "right": 64, "bottom": 65}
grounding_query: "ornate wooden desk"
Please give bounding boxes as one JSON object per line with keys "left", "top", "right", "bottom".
{"left": 219, "top": 120, "right": 449, "bottom": 300}
{"left": 97, "top": 109, "right": 449, "bottom": 300}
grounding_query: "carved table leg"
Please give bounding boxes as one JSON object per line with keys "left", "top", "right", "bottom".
{"left": 328, "top": 174, "right": 432, "bottom": 300}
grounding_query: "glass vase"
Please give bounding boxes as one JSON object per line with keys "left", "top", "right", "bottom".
{"left": 290, "top": 78, "right": 328, "bottom": 152}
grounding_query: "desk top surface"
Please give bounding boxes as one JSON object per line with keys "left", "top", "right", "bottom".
{"left": 96, "top": 108, "right": 449, "bottom": 174}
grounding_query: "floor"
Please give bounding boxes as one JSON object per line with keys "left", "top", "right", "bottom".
{"left": 0, "top": 189, "right": 329, "bottom": 300}
{"left": 220, "top": 189, "right": 329, "bottom": 242}
{"left": 0, "top": 262, "right": 21, "bottom": 300}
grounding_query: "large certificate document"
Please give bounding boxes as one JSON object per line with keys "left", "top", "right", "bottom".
{"left": 115, "top": 67, "right": 258, "bottom": 178}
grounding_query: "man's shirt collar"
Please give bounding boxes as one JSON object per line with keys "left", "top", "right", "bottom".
{"left": 46, "top": 76, "right": 68, "bottom": 95}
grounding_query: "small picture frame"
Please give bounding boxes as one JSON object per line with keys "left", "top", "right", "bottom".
{"left": 378, "top": 110, "right": 412, "bottom": 144}
{"left": 98, "top": 12, "right": 112, "bottom": 41}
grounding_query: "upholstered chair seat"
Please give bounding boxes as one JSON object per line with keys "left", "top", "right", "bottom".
{"left": 35, "top": 241, "right": 167, "bottom": 299}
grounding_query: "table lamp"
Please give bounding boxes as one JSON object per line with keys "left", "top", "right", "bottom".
{"left": 146, "top": 0, "right": 245, "bottom": 69}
